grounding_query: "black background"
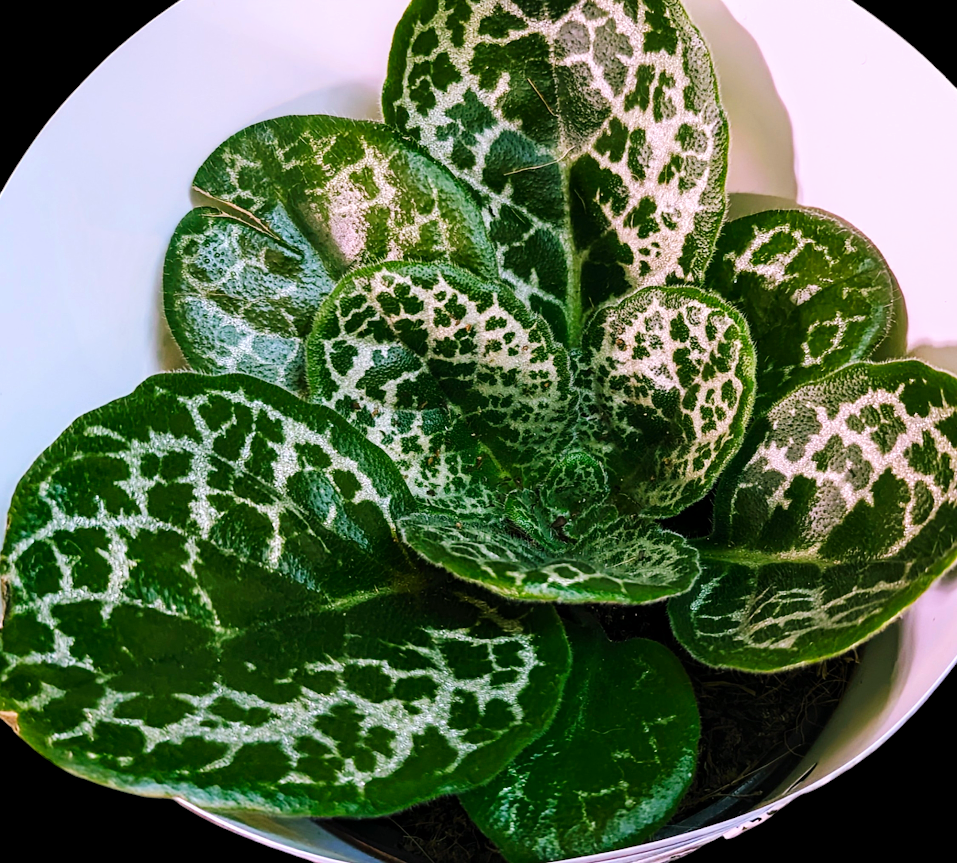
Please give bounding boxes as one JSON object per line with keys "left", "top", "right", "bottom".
{"left": 1, "top": 3, "right": 953, "bottom": 861}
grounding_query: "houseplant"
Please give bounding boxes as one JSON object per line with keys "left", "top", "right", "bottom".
{"left": 1, "top": 1, "right": 956, "bottom": 863}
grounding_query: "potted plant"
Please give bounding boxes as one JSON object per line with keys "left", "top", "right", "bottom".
{"left": 1, "top": 1, "right": 956, "bottom": 863}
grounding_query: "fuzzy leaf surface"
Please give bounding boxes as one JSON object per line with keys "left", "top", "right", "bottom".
{"left": 306, "top": 261, "right": 573, "bottom": 510}
{"left": 399, "top": 509, "right": 699, "bottom": 604}
{"left": 669, "top": 360, "right": 957, "bottom": 670}
{"left": 705, "top": 207, "right": 907, "bottom": 413}
{"left": 165, "top": 116, "right": 496, "bottom": 395}
{"left": 384, "top": 0, "right": 728, "bottom": 343}
{"left": 0, "top": 373, "right": 571, "bottom": 815}
{"left": 460, "top": 617, "right": 699, "bottom": 863}
{"left": 580, "top": 286, "right": 756, "bottom": 516}
{"left": 164, "top": 208, "right": 332, "bottom": 395}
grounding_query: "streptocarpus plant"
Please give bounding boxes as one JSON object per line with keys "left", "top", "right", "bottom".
{"left": 2, "top": 2, "right": 956, "bottom": 861}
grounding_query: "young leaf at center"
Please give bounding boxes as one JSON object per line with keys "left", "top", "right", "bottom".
{"left": 399, "top": 507, "right": 699, "bottom": 604}
{"left": 306, "top": 261, "right": 574, "bottom": 511}
{"left": 579, "top": 285, "right": 756, "bottom": 516}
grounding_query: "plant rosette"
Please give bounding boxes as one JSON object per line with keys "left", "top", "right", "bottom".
{"left": 2, "top": 2, "right": 957, "bottom": 863}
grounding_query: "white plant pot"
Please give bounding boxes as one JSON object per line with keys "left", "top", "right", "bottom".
{"left": 1, "top": 2, "right": 955, "bottom": 861}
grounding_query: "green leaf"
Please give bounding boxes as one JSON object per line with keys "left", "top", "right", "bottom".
{"left": 164, "top": 208, "right": 333, "bottom": 395}
{"left": 384, "top": 0, "right": 728, "bottom": 344}
{"left": 399, "top": 508, "right": 699, "bottom": 604}
{"left": 164, "top": 115, "right": 497, "bottom": 395}
{"left": 579, "top": 286, "right": 756, "bottom": 516}
{"left": 541, "top": 448, "right": 611, "bottom": 513}
{"left": 306, "top": 261, "right": 574, "bottom": 510}
{"left": 2, "top": 373, "right": 416, "bottom": 593}
{"left": 705, "top": 207, "right": 907, "bottom": 412}
{"left": 669, "top": 555, "right": 952, "bottom": 673}
{"left": 460, "top": 615, "right": 699, "bottom": 863}
{"left": 669, "top": 360, "right": 957, "bottom": 670}
{"left": 0, "top": 373, "right": 571, "bottom": 815}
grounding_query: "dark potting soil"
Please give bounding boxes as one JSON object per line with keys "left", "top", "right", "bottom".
{"left": 320, "top": 600, "right": 858, "bottom": 863}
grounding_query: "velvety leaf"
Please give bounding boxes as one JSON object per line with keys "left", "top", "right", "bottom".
{"left": 384, "top": 0, "right": 728, "bottom": 343}
{"left": 164, "top": 208, "right": 332, "bottom": 395}
{"left": 399, "top": 508, "right": 699, "bottom": 604}
{"left": 2, "top": 373, "right": 417, "bottom": 594}
{"left": 580, "top": 286, "right": 756, "bottom": 516}
{"left": 0, "top": 373, "right": 571, "bottom": 814}
{"left": 541, "top": 448, "right": 611, "bottom": 513}
{"left": 460, "top": 616, "right": 699, "bottom": 863}
{"left": 165, "top": 116, "right": 496, "bottom": 394}
{"left": 668, "top": 553, "right": 954, "bottom": 673}
{"left": 306, "top": 261, "right": 574, "bottom": 509}
{"left": 669, "top": 360, "right": 957, "bottom": 670}
{"left": 705, "top": 207, "right": 907, "bottom": 412}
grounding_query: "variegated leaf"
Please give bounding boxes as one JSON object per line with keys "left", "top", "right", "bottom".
{"left": 541, "top": 448, "right": 610, "bottom": 514}
{"left": 384, "top": 0, "right": 728, "bottom": 343}
{"left": 669, "top": 360, "right": 957, "bottom": 670}
{"left": 164, "top": 208, "right": 332, "bottom": 395}
{"left": 0, "top": 373, "right": 571, "bottom": 814}
{"left": 399, "top": 508, "right": 699, "bottom": 604}
{"left": 668, "top": 554, "right": 953, "bottom": 674}
{"left": 1, "top": 373, "right": 417, "bottom": 598}
{"left": 306, "top": 261, "right": 574, "bottom": 510}
{"left": 165, "top": 116, "right": 496, "bottom": 395}
{"left": 460, "top": 615, "right": 699, "bottom": 862}
{"left": 705, "top": 207, "right": 907, "bottom": 413}
{"left": 579, "top": 286, "right": 756, "bottom": 517}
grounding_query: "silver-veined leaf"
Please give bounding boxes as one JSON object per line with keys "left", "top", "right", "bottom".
{"left": 705, "top": 207, "right": 908, "bottom": 413}
{"left": 384, "top": 0, "right": 728, "bottom": 343}
{"left": 0, "top": 373, "right": 570, "bottom": 815}
{"left": 579, "top": 285, "right": 756, "bottom": 516}
{"left": 669, "top": 360, "right": 957, "bottom": 671}
{"left": 399, "top": 509, "right": 699, "bottom": 604}
{"left": 460, "top": 615, "right": 699, "bottom": 862}
{"left": 164, "top": 208, "right": 331, "bottom": 394}
{"left": 164, "top": 115, "right": 496, "bottom": 395}
{"left": 306, "top": 261, "right": 574, "bottom": 510}
{"left": 539, "top": 448, "right": 610, "bottom": 516}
